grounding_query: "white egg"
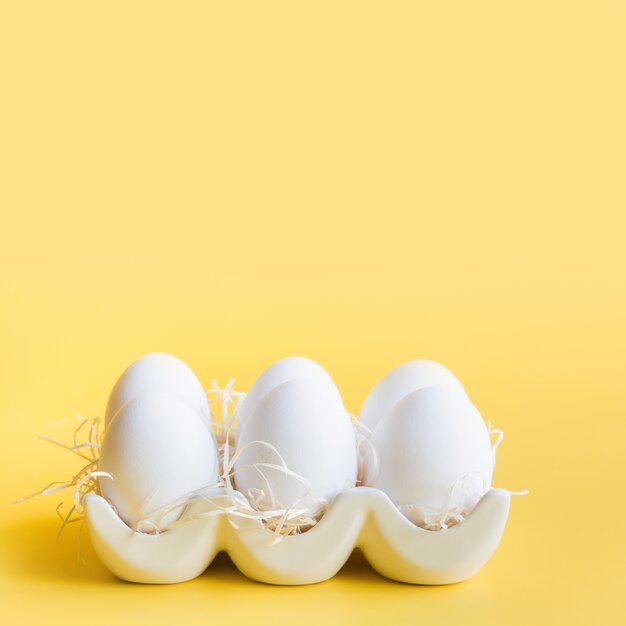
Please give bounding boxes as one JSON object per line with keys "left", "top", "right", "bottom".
{"left": 237, "top": 356, "right": 342, "bottom": 425}
{"left": 99, "top": 392, "right": 219, "bottom": 530}
{"left": 105, "top": 353, "right": 210, "bottom": 428}
{"left": 359, "top": 360, "right": 466, "bottom": 431}
{"left": 233, "top": 377, "right": 357, "bottom": 513}
{"left": 364, "top": 386, "right": 493, "bottom": 529}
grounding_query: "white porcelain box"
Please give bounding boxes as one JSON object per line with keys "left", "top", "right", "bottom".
{"left": 85, "top": 486, "right": 510, "bottom": 585}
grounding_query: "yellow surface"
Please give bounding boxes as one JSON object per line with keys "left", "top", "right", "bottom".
{"left": 1, "top": 2, "right": 624, "bottom": 624}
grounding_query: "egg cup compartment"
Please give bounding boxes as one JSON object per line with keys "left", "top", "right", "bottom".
{"left": 85, "top": 486, "right": 510, "bottom": 586}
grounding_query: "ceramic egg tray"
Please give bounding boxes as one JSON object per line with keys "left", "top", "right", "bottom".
{"left": 84, "top": 486, "right": 510, "bottom": 585}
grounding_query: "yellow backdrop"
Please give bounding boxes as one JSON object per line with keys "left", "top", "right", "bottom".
{"left": 1, "top": 2, "right": 624, "bottom": 625}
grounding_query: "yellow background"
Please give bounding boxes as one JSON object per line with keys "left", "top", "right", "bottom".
{"left": 1, "top": 2, "right": 624, "bottom": 624}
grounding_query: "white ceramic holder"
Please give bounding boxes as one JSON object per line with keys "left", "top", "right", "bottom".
{"left": 85, "top": 487, "right": 510, "bottom": 585}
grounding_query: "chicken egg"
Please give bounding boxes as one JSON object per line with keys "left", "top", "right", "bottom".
{"left": 99, "top": 392, "right": 219, "bottom": 530}
{"left": 364, "top": 386, "right": 493, "bottom": 529}
{"left": 359, "top": 360, "right": 466, "bottom": 431}
{"left": 233, "top": 377, "right": 357, "bottom": 514}
{"left": 237, "top": 356, "right": 343, "bottom": 425}
{"left": 105, "top": 352, "right": 210, "bottom": 428}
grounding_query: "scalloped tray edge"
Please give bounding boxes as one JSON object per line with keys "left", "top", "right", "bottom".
{"left": 84, "top": 487, "right": 510, "bottom": 586}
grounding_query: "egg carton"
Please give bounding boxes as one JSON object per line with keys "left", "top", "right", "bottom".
{"left": 85, "top": 486, "right": 510, "bottom": 585}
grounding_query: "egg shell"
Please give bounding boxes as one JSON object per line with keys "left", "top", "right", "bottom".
{"left": 234, "top": 377, "right": 357, "bottom": 511}
{"left": 359, "top": 360, "right": 466, "bottom": 431}
{"left": 237, "top": 356, "right": 343, "bottom": 425}
{"left": 365, "top": 386, "right": 492, "bottom": 525}
{"left": 99, "top": 392, "right": 219, "bottom": 529}
{"left": 105, "top": 353, "right": 210, "bottom": 427}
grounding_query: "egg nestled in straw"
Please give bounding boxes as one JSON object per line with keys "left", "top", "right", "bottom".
{"left": 364, "top": 386, "right": 494, "bottom": 530}
{"left": 232, "top": 376, "right": 358, "bottom": 527}
{"left": 236, "top": 356, "right": 343, "bottom": 425}
{"left": 359, "top": 360, "right": 466, "bottom": 431}
{"left": 105, "top": 352, "right": 211, "bottom": 428}
{"left": 99, "top": 392, "right": 219, "bottom": 532}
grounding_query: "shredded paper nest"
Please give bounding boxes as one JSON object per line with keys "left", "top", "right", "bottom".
{"left": 16, "top": 382, "right": 526, "bottom": 555}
